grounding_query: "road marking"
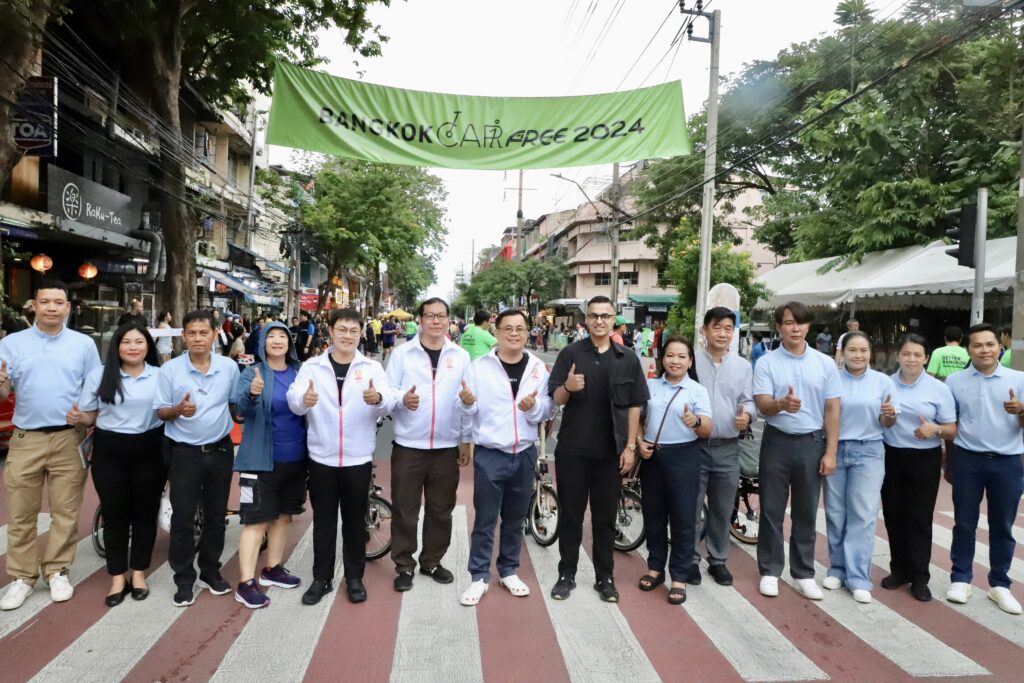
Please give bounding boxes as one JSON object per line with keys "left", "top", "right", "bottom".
{"left": 0, "top": 533, "right": 106, "bottom": 640}
{"left": 735, "top": 529, "right": 988, "bottom": 678}
{"left": 390, "top": 506, "right": 484, "bottom": 683}
{"left": 928, "top": 520, "right": 1024, "bottom": 583}
{"left": 27, "top": 521, "right": 245, "bottom": 683}
{"left": 526, "top": 540, "right": 660, "bottom": 682}
{"left": 938, "top": 510, "right": 1024, "bottom": 539}
{"left": 0, "top": 513, "right": 52, "bottom": 556}
{"left": 636, "top": 546, "right": 827, "bottom": 682}
{"left": 211, "top": 523, "right": 327, "bottom": 682}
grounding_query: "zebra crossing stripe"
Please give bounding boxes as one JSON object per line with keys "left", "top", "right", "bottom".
{"left": 938, "top": 510, "right": 1024, "bottom": 539}
{"left": 0, "top": 513, "right": 52, "bottom": 557}
{"left": 390, "top": 506, "right": 485, "bottom": 683}
{"left": 526, "top": 541, "right": 660, "bottom": 682}
{"left": 928, "top": 521, "right": 1024, "bottom": 583}
{"left": 734, "top": 536, "right": 989, "bottom": 677}
{"left": 27, "top": 521, "right": 245, "bottom": 683}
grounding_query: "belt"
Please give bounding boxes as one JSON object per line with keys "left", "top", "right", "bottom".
{"left": 169, "top": 436, "right": 231, "bottom": 453}
{"left": 704, "top": 436, "right": 738, "bottom": 447}
{"left": 959, "top": 448, "right": 1018, "bottom": 459}
{"left": 765, "top": 424, "right": 822, "bottom": 439}
{"left": 19, "top": 424, "right": 75, "bottom": 434}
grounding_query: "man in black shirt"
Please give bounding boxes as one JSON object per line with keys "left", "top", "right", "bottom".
{"left": 546, "top": 295, "right": 649, "bottom": 602}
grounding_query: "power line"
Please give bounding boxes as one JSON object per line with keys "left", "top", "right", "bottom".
{"left": 615, "top": 1, "right": 679, "bottom": 91}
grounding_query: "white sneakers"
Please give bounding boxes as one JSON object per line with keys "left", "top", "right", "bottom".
{"left": 500, "top": 575, "right": 530, "bottom": 597}
{"left": 759, "top": 576, "right": 779, "bottom": 597}
{"left": 988, "top": 587, "right": 1023, "bottom": 615}
{"left": 0, "top": 578, "right": 34, "bottom": 610}
{"left": 946, "top": 582, "right": 972, "bottom": 604}
{"left": 794, "top": 578, "right": 824, "bottom": 601}
{"left": 852, "top": 589, "right": 872, "bottom": 604}
{"left": 460, "top": 580, "right": 489, "bottom": 606}
{"left": 49, "top": 571, "right": 73, "bottom": 603}
{"left": 822, "top": 576, "right": 843, "bottom": 590}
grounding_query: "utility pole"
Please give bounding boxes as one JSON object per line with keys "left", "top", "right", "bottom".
{"left": 1012, "top": 119, "right": 1024, "bottom": 370}
{"left": 610, "top": 161, "right": 621, "bottom": 307}
{"left": 972, "top": 187, "right": 987, "bottom": 325}
{"left": 682, "top": 2, "right": 721, "bottom": 337}
{"left": 244, "top": 110, "right": 262, "bottom": 250}
{"left": 515, "top": 169, "right": 524, "bottom": 261}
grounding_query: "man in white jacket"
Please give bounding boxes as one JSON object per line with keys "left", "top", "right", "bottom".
{"left": 457, "top": 309, "right": 555, "bottom": 605}
{"left": 385, "top": 298, "right": 472, "bottom": 592}
{"left": 287, "top": 309, "right": 396, "bottom": 605}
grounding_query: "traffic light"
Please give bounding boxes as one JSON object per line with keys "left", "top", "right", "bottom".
{"left": 945, "top": 203, "right": 977, "bottom": 268}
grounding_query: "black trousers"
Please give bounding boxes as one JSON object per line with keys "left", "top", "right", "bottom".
{"left": 91, "top": 427, "right": 166, "bottom": 575}
{"left": 167, "top": 438, "right": 233, "bottom": 588}
{"left": 555, "top": 450, "right": 621, "bottom": 580}
{"left": 881, "top": 444, "right": 942, "bottom": 585}
{"left": 640, "top": 442, "right": 702, "bottom": 582}
{"left": 308, "top": 460, "right": 372, "bottom": 581}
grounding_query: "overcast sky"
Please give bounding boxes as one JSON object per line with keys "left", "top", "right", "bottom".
{"left": 268, "top": 0, "right": 866, "bottom": 299}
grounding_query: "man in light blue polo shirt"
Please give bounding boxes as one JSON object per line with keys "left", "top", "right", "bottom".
{"left": 155, "top": 309, "right": 240, "bottom": 608}
{"left": 0, "top": 281, "right": 100, "bottom": 611}
{"left": 944, "top": 322, "right": 1024, "bottom": 615}
{"left": 753, "top": 300, "right": 841, "bottom": 601}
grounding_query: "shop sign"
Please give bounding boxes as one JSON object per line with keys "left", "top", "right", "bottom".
{"left": 12, "top": 77, "right": 58, "bottom": 157}
{"left": 647, "top": 304, "right": 669, "bottom": 313}
{"left": 299, "top": 287, "right": 319, "bottom": 311}
{"left": 47, "top": 165, "right": 132, "bottom": 235}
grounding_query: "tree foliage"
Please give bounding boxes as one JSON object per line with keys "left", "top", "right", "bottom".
{"left": 455, "top": 258, "right": 569, "bottom": 313}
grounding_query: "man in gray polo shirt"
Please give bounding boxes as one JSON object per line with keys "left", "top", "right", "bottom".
{"left": 693, "top": 307, "right": 755, "bottom": 587}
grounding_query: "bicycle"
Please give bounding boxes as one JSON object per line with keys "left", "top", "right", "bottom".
{"left": 614, "top": 460, "right": 646, "bottom": 552}
{"left": 729, "top": 473, "right": 760, "bottom": 544}
{"left": 365, "top": 463, "right": 393, "bottom": 560}
{"left": 527, "top": 455, "right": 559, "bottom": 546}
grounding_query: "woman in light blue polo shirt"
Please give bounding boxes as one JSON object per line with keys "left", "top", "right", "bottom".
{"left": 824, "top": 331, "right": 899, "bottom": 604}
{"left": 637, "top": 336, "right": 713, "bottom": 605}
{"left": 76, "top": 323, "right": 164, "bottom": 608}
{"left": 881, "top": 333, "right": 957, "bottom": 602}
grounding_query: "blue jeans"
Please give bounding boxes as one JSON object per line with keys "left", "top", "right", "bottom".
{"left": 468, "top": 445, "right": 537, "bottom": 581}
{"left": 950, "top": 447, "right": 1024, "bottom": 588}
{"left": 823, "top": 439, "right": 885, "bottom": 591}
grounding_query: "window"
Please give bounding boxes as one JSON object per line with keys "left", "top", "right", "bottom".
{"left": 619, "top": 271, "right": 639, "bottom": 285}
{"left": 594, "top": 273, "right": 611, "bottom": 286}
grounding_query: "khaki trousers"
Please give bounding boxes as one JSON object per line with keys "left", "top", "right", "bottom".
{"left": 4, "top": 428, "right": 86, "bottom": 581}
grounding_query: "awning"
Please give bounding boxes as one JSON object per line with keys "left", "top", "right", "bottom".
{"left": 545, "top": 298, "right": 586, "bottom": 313}
{"left": 0, "top": 225, "right": 39, "bottom": 240}
{"left": 260, "top": 259, "right": 290, "bottom": 274}
{"left": 203, "top": 268, "right": 260, "bottom": 297}
{"left": 227, "top": 241, "right": 260, "bottom": 258}
{"left": 628, "top": 293, "right": 678, "bottom": 305}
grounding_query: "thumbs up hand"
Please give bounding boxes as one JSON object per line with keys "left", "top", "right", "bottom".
{"left": 564, "top": 363, "right": 585, "bottom": 393}
{"left": 914, "top": 414, "right": 941, "bottom": 440}
{"left": 682, "top": 403, "right": 699, "bottom": 428}
{"left": 178, "top": 391, "right": 197, "bottom": 418}
{"left": 66, "top": 402, "right": 81, "bottom": 426}
{"left": 249, "top": 366, "right": 264, "bottom": 397}
{"left": 0, "top": 359, "right": 9, "bottom": 386}
{"left": 458, "top": 380, "right": 476, "bottom": 406}
{"left": 733, "top": 405, "right": 750, "bottom": 430}
{"left": 880, "top": 394, "right": 896, "bottom": 419}
{"left": 303, "top": 380, "right": 319, "bottom": 408}
{"left": 362, "top": 378, "right": 381, "bottom": 406}
{"left": 517, "top": 389, "right": 538, "bottom": 412}
{"left": 403, "top": 385, "right": 420, "bottom": 411}
{"left": 1003, "top": 388, "right": 1022, "bottom": 415}
{"left": 778, "top": 385, "right": 801, "bottom": 413}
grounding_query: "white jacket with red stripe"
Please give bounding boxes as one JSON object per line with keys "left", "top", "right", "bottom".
{"left": 459, "top": 349, "right": 555, "bottom": 454}
{"left": 286, "top": 350, "right": 396, "bottom": 467}
{"left": 385, "top": 335, "right": 471, "bottom": 450}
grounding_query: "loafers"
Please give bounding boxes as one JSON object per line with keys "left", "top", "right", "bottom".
{"left": 419, "top": 565, "right": 454, "bottom": 584}
{"left": 394, "top": 572, "right": 414, "bottom": 592}
{"left": 302, "top": 579, "right": 333, "bottom": 606}
{"left": 105, "top": 584, "right": 130, "bottom": 608}
{"left": 346, "top": 578, "right": 367, "bottom": 604}
{"left": 880, "top": 574, "right": 909, "bottom": 590}
{"left": 910, "top": 583, "right": 932, "bottom": 602}
{"left": 708, "top": 564, "right": 733, "bottom": 586}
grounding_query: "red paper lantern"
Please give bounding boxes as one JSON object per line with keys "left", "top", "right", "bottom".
{"left": 78, "top": 262, "right": 98, "bottom": 280}
{"left": 30, "top": 253, "right": 53, "bottom": 273}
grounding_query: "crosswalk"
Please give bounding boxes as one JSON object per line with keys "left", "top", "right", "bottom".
{"left": 0, "top": 495, "right": 1022, "bottom": 681}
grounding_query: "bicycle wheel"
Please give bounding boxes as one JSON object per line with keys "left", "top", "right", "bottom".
{"left": 528, "top": 485, "right": 559, "bottom": 547}
{"left": 365, "top": 495, "right": 393, "bottom": 560}
{"left": 613, "top": 489, "right": 646, "bottom": 552}
{"left": 730, "top": 481, "right": 760, "bottom": 544}
{"left": 92, "top": 505, "right": 106, "bottom": 558}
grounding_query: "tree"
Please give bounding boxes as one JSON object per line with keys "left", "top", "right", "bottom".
{"left": 455, "top": 258, "right": 569, "bottom": 313}
{"left": 82, "top": 0, "right": 390, "bottom": 325}
{"left": 0, "top": 1, "right": 70, "bottom": 190}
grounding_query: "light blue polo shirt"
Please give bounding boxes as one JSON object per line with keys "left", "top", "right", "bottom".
{"left": 79, "top": 364, "right": 163, "bottom": 434}
{"left": 154, "top": 352, "right": 239, "bottom": 446}
{"left": 643, "top": 375, "right": 712, "bottom": 445}
{"left": 838, "top": 367, "right": 900, "bottom": 442}
{"left": 0, "top": 324, "right": 100, "bottom": 429}
{"left": 883, "top": 370, "right": 956, "bottom": 450}
{"left": 946, "top": 364, "right": 1024, "bottom": 455}
{"left": 753, "top": 342, "right": 842, "bottom": 435}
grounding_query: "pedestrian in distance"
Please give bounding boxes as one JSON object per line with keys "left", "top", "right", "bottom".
{"left": 233, "top": 321, "right": 308, "bottom": 609}
{"left": 460, "top": 310, "right": 497, "bottom": 361}
{"left": 75, "top": 323, "right": 165, "bottom": 607}
{"left": 693, "top": 307, "right": 755, "bottom": 588}
{"left": 458, "top": 309, "right": 555, "bottom": 606}
{"left": 385, "top": 298, "right": 472, "bottom": 592}
{"left": 155, "top": 309, "right": 241, "bottom": 608}
{"left": 927, "top": 326, "right": 970, "bottom": 381}
{"left": 155, "top": 311, "right": 174, "bottom": 363}
{"left": 382, "top": 316, "right": 400, "bottom": 361}
{"left": 637, "top": 336, "right": 713, "bottom": 604}
{"left": 998, "top": 324, "right": 1012, "bottom": 368}
{"left": 833, "top": 318, "right": 860, "bottom": 366}
{"left": 944, "top": 323, "right": 1024, "bottom": 615}
{"left": 753, "top": 301, "right": 841, "bottom": 601}
{"left": 288, "top": 309, "right": 395, "bottom": 605}
{"left": 880, "top": 333, "right": 957, "bottom": 602}
{"left": 823, "top": 331, "right": 900, "bottom": 604}
{"left": 610, "top": 316, "right": 628, "bottom": 347}
{"left": 546, "top": 295, "right": 649, "bottom": 603}
{"left": 404, "top": 318, "right": 418, "bottom": 342}
{"left": 0, "top": 281, "right": 102, "bottom": 611}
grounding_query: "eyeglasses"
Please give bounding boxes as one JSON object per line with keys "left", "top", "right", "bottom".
{"left": 333, "top": 327, "right": 361, "bottom": 337}
{"left": 499, "top": 327, "right": 528, "bottom": 334}
{"left": 586, "top": 313, "right": 615, "bottom": 322}
{"left": 421, "top": 314, "right": 449, "bottom": 322}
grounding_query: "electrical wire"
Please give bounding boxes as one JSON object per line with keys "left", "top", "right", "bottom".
{"left": 567, "top": 0, "right": 627, "bottom": 94}
{"left": 615, "top": 1, "right": 680, "bottom": 91}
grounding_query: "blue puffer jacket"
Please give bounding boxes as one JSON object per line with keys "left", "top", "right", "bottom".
{"left": 234, "top": 321, "right": 304, "bottom": 471}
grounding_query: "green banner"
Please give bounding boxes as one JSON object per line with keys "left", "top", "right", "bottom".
{"left": 266, "top": 62, "right": 690, "bottom": 170}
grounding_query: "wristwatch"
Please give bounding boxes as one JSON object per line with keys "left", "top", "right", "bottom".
{"left": 626, "top": 443, "right": 637, "bottom": 452}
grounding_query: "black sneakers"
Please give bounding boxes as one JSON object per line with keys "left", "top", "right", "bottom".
{"left": 708, "top": 564, "right": 734, "bottom": 586}
{"left": 302, "top": 579, "right": 333, "bottom": 605}
{"left": 419, "top": 565, "right": 455, "bottom": 584}
{"left": 394, "top": 572, "right": 414, "bottom": 592}
{"left": 198, "top": 574, "right": 232, "bottom": 596}
{"left": 593, "top": 577, "right": 619, "bottom": 603}
{"left": 346, "top": 578, "right": 367, "bottom": 603}
{"left": 880, "top": 574, "right": 910, "bottom": 590}
{"left": 172, "top": 585, "right": 195, "bottom": 607}
{"left": 551, "top": 575, "right": 576, "bottom": 600}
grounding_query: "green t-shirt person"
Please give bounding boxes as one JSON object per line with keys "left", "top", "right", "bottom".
{"left": 1000, "top": 349, "right": 1012, "bottom": 368}
{"left": 927, "top": 344, "right": 970, "bottom": 380}
{"left": 459, "top": 324, "right": 497, "bottom": 361}
{"left": 404, "top": 320, "right": 418, "bottom": 338}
